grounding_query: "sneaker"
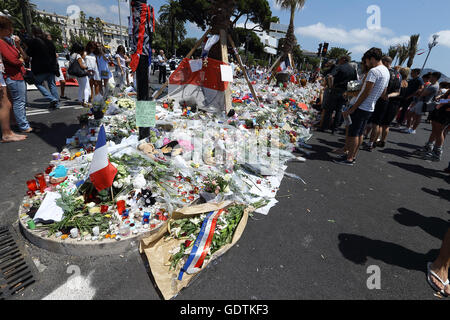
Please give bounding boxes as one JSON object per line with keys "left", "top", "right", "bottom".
{"left": 363, "top": 143, "right": 375, "bottom": 152}
{"left": 377, "top": 141, "right": 386, "bottom": 148}
{"left": 401, "top": 127, "right": 410, "bottom": 133}
{"left": 333, "top": 158, "right": 355, "bottom": 166}
{"left": 409, "top": 129, "right": 416, "bottom": 134}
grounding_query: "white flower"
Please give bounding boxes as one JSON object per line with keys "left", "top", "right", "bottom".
{"left": 133, "top": 174, "right": 147, "bottom": 189}
{"left": 224, "top": 186, "right": 231, "bottom": 193}
{"left": 223, "top": 174, "right": 232, "bottom": 182}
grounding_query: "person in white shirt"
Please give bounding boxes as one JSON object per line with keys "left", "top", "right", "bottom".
{"left": 157, "top": 50, "right": 167, "bottom": 84}
{"left": 334, "top": 48, "right": 390, "bottom": 166}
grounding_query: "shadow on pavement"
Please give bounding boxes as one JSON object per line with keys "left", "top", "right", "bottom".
{"left": 338, "top": 233, "right": 438, "bottom": 272}
{"left": 305, "top": 142, "right": 334, "bottom": 161}
{"left": 28, "top": 121, "right": 80, "bottom": 151}
{"left": 394, "top": 208, "right": 449, "bottom": 241}
{"left": 388, "top": 161, "right": 448, "bottom": 180}
{"left": 378, "top": 148, "right": 412, "bottom": 160}
{"left": 421, "top": 187, "right": 450, "bottom": 202}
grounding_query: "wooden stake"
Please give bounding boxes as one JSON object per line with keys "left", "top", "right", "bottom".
{"left": 267, "top": 53, "right": 286, "bottom": 85}
{"left": 153, "top": 29, "right": 211, "bottom": 100}
{"left": 220, "top": 29, "right": 232, "bottom": 114}
{"left": 110, "top": 187, "right": 114, "bottom": 201}
{"left": 227, "top": 34, "right": 260, "bottom": 105}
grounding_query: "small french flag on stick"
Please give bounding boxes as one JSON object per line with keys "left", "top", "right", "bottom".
{"left": 89, "top": 125, "right": 117, "bottom": 191}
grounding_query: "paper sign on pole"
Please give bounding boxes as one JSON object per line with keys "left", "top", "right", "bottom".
{"left": 220, "top": 65, "right": 234, "bottom": 82}
{"left": 269, "top": 32, "right": 286, "bottom": 40}
{"left": 266, "top": 36, "right": 278, "bottom": 48}
{"left": 136, "top": 101, "right": 156, "bottom": 127}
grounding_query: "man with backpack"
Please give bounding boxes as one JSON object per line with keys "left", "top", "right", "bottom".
{"left": 363, "top": 56, "right": 401, "bottom": 151}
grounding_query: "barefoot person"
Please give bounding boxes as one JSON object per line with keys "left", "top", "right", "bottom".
{"left": 427, "top": 228, "right": 450, "bottom": 296}
{"left": 0, "top": 16, "right": 32, "bottom": 133}
{"left": 0, "top": 51, "right": 26, "bottom": 142}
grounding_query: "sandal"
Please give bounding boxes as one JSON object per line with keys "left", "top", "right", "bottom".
{"left": 427, "top": 262, "right": 449, "bottom": 297}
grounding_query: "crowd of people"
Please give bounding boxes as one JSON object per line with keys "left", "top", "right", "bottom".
{"left": 312, "top": 48, "right": 449, "bottom": 165}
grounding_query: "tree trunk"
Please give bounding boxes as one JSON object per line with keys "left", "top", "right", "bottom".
{"left": 208, "top": 0, "right": 236, "bottom": 61}
{"left": 282, "top": 5, "right": 297, "bottom": 58}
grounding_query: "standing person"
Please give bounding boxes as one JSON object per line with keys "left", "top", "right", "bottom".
{"left": 332, "top": 54, "right": 373, "bottom": 155}
{"left": 415, "top": 90, "right": 450, "bottom": 161}
{"left": 396, "top": 68, "right": 424, "bottom": 127}
{"left": 363, "top": 56, "right": 401, "bottom": 151}
{"left": 157, "top": 50, "right": 167, "bottom": 84}
{"left": 334, "top": 48, "right": 390, "bottom": 166}
{"left": 0, "top": 16, "right": 32, "bottom": 133}
{"left": 0, "top": 38, "right": 26, "bottom": 141}
{"left": 85, "top": 41, "right": 101, "bottom": 101}
{"left": 96, "top": 46, "right": 112, "bottom": 95}
{"left": 403, "top": 72, "right": 441, "bottom": 134}
{"left": 427, "top": 228, "right": 450, "bottom": 296}
{"left": 55, "top": 52, "right": 68, "bottom": 100}
{"left": 321, "top": 55, "right": 358, "bottom": 134}
{"left": 69, "top": 43, "right": 91, "bottom": 108}
{"left": 114, "top": 45, "right": 128, "bottom": 89}
{"left": 377, "top": 67, "right": 410, "bottom": 147}
{"left": 26, "top": 26, "right": 60, "bottom": 109}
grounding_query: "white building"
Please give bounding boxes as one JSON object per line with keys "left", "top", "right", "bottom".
{"left": 35, "top": 10, "right": 128, "bottom": 53}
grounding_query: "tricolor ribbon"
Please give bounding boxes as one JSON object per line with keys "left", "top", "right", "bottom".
{"left": 178, "top": 209, "right": 224, "bottom": 280}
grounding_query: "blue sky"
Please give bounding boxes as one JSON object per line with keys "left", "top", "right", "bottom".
{"left": 33, "top": 0, "right": 450, "bottom": 75}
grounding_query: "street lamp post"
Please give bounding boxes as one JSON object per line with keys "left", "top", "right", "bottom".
{"left": 421, "top": 34, "right": 439, "bottom": 72}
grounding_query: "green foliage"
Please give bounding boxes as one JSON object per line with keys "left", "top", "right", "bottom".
{"left": 327, "top": 47, "right": 352, "bottom": 60}
{"left": 232, "top": 27, "right": 265, "bottom": 61}
{"left": 177, "top": 38, "right": 201, "bottom": 57}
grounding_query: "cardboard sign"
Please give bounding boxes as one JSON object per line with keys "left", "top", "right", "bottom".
{"left": 136, "top": 100, "right": 156, "bottom": 127}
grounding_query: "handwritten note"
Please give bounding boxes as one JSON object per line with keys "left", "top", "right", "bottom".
{"left": 220, "top": 65, "right": 233, "bottom": 82}
{"left": 136, "top": 100, "right": 156, "bottom": 127}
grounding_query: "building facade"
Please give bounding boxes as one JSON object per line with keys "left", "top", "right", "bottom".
{"left": 35, "top": 10, "right": 128, "bottom": 53}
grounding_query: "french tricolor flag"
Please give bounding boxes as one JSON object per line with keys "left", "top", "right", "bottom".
{"left": 277, "top": 56, "right": 291, "bottom": 73}
{"left": 88, "top": 125, "right": 118, "bottom": 191}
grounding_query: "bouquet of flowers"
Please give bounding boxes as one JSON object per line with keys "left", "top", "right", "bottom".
{"left": 347, "top": 80, "right": 362, "bottom": 92}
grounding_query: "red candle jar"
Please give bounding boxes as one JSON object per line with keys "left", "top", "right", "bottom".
{"left": 100, "top": 205, "right": 109, "bottom": 213}
{"left": 26, "top": 179, "right": 38, "bottom": 192}
{"left": 116, "top": 200, "right": 126, "bottom": 215}
{"left": 45, "top": 164, "right": 55, "bottom": 175}
{"left": 34, "top": 173, "right": 47, "bottom": 193}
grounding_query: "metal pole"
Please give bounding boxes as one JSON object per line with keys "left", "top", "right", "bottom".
{"left": 118, "top": 0, "right": 123, "bottom": 45}
{"left": 421, "top": 48, "right": 432, "bottom": 72}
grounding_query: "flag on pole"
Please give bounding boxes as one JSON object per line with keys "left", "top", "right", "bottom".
{"left": 88, "top": 125, "right": 117, "bottom": 191}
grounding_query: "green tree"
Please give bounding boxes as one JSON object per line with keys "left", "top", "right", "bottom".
{"left": 176, "top": 0, "right": 276, "bottom": 60}
{"left": 326, "top": 47, "right": 352, "bottom": 60}
{"left": 388, "top": 45, "right": 398, "bottom": 61}
{"left": 397, "top": 44, "right": 409, "bottom": 66}
{"left": 232, "top": 27, "right": 264, "bottom": 61}
{"left": 276, "top": 0, "right": 306, "bottom": 58}
{"left": 86, "top": 17, "right": 96, "bottom": 41}
{"left": 177, "top": 37, "right": 200, "bottom": 57}
{"left": 0, "top": 0, "right": 36, "bottom": 32}
{"left": 80, "top": 11, "right": 86, "bottom": 28}
{"left": 159, "top": 0, "right": 186, "bottom": 56}
{"left": 231, "top": 0, "right": 274, "bottom": 32}
{"left": 407, "top": 34, "right": 420, "bottom": 68}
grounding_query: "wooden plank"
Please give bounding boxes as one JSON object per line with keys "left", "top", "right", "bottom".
{"left": 220, "top": 29, "right": 232, "bottom": 114}
{"left": 227, "top": 34, "right": 260, "bottom": 105}
{"left": 153, "top": 29, "right": 211, "bottom": 100}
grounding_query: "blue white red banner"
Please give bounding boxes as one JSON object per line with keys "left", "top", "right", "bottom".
{"left": 178, "top": 209, "right": 224, "bottom": 280}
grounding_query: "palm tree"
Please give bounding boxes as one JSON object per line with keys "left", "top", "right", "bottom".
{"left": 80, "top": 11, "right": 86, "bottom": 28}
{"left": 388, "top": 45, "right": 398, "bottom": 61}
{"left": 407, "top": 34, "right": 420, "bottom": 68}
{"left": 397, "top": 44, "right": 409, "bottom": 66}
{"left": 276, "top": 0, "right": 306, "bottom": 58}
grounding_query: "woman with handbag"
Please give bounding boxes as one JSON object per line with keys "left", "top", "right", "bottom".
{"left": 85, "top": 41, "right": 101, "bottom": 102}
{"left": 69, "top": 43, "right": 91, "bottom": 108}
{"left": 0, "top": 16, "right": 32, "bottom": 133}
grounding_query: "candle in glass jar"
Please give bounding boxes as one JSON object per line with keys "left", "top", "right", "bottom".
{"left": 35, "top": 173, "right": 47, "bottom": 192}
{"left": 26, "top": 179, "right": 38, "bottom": 192}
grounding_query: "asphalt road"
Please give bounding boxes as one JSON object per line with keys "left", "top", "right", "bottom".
{"left": 0, "top": 82, "right": 448, "bottom": 300}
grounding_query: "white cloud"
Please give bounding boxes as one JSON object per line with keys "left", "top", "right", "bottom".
{"left": 296, "top": 22, "right": 410, "bottom": 50}
{"left": 431, "top": 30, "right": 450, "bottom": 48}
{"left": 271, "top": 0, "right": 282, "bottom": 11}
